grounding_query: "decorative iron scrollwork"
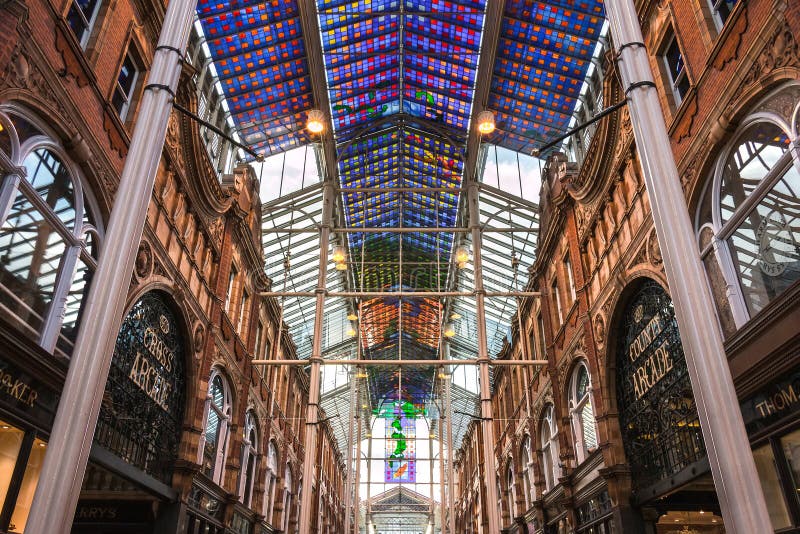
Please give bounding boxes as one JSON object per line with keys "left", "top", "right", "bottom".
{"left": 615, "top": 280, "right": 706, "bottom": 494}
{"left": 95, "top": 291, "right": 186, "bottom": 483}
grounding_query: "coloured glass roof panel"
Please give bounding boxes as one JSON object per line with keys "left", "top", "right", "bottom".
{"left": 197, "top": 0, "right": 314, "bottom": 157}
{"left": 486, "top": 0, "right": 605, "bottom": 153}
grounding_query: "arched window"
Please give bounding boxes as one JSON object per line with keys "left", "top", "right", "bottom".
{"left": 200, "top": 369, "right": 232, "bottom": 484}
{"left": 697, "top": 84, "right": 800, "bottom": 322}
{"left": 540, "top": 405, "right": 560, "bottom": 492}
{"left": 506, "top": 462, "right": 517, "bottom": 523}
{"left": 264, "top": 441, "right": 278, "bottom": 524}
{"left": 520, "top": 435, "right": 535, "bottom": 508}
{"left": 0, "top": 108, "right": 102, "bottom": 356}
{"left": 282, "top": 464, "right": 293, "bottom": 532}
{"left": 239, "top": 410, "right": 258, "bottom": 507}
{"left": 569, "top": 362, "right": 598, "bottom": 464}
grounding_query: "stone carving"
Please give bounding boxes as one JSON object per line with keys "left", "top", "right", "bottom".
{"left": 755, "top": 84, "right": 800, "bottom": 124}
{"left": 741, "top": 24, "right": 800, "bottom": 89}
{"left": 647, "top": 229, "right": 663, "bottom": 266}
{"left": 135, "top": 241, "right": 153, "bottom": 278}
{"left": 593, "top": 314, "right": 606, "bottom": 348}
{"left": 193, "top": 323, "right": 205, "bottom": 353}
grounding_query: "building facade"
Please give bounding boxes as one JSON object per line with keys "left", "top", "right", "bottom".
{"left": 453, "top": 0, "right": 800, "bottom": 533}
{"left": 0, "top": 1, "right": 344, "bottom": 532}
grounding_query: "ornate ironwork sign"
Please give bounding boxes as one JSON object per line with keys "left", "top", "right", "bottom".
{"left": 615, "top": 280, "right": 706, "bottom": 495}
{"left": 95, "top": 291, "right": 186, "bottom": 483}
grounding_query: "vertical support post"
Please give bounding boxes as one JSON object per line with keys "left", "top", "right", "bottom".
{"left": 25, "top": 0, "right": 197, "bottom": 529}
{"left": 353, "top": 409, "right": 363, "bottom": 534}
{"left": 344, "top": 369, "right": 358, "bottom": 534}
{"left": 443, "top": 342, "right": 456, "bottom": 534}
{"left": 438, "top": 408, "right": 447, "bottom": 534}
{"left": 604, "top": 1, "right": 771, "bottom": 531}
{"left": 299, "top": 180, "right": 334, "bottom": 534}
{"left": 467, "top": 182, "right": 501, "bottom": 534}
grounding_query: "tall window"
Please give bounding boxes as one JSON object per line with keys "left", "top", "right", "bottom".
{"left": 264, "top": 441, "right": 278, "bottom": 524}
{"left": 113, "top": 50, "right": 140, "bottom": 120}
{"left": 540, "top": 405, "right": 560, "bottom": 492}
{"left": 551, "top": 279, "right": 563, "bottom": 325}
{"left": 520, "top": 435, "right": 535, "bottom": 508}
{"left": 0, "top": 109, "right": 102, "bottom": 356}
{"left": 226, "top": 264, "right": 238, "bottom": 313}
{"left": 569, "top": 362, "right": 598, "bottom": 464}
{"left": 239, "top": 410, "right": 258, "bottom": 507}
{"left": 709, "top": 0, "right": 738, "bottom": 29}
{"left": 697, "top": 85, "right": 800, "bottom": 321}
{"left": 282, "top": 465, "right": 293, "bottom": 532}
{"left": 506, "top": 463, "right": 517, "bottom": 523}
{"left": 662, "top": 32, "right": 690, "bottom": 104}
{"left": 200, "top": 370, "right": 231, "bottom": 484}
{"left": 238, "top": 288, "right": 249, "bottom": 333}
{"left": 66, "top": 0, "right": 101, "bottom": 47}
{"left": 564, "top": 254, "right": 576, "bottom": 303}
{"left": 537, "top": 313, "right": 546, "bottom": 358}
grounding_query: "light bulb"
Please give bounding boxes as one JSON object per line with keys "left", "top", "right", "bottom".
{"left": 443, "top": 322, "right": 456, "bottom": 338}
{"left": 477, "top": 110, "right": 496, "bottom": 135}
{"left": 332, "top": 246, "right": 347, "bottom": 263}
{"left": 306, "top": 109, "right": 325, "bottom": 134}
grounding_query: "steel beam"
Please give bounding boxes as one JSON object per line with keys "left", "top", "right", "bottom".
{"left": 250, "top": 359, "right": 548, "bottom": 366}
{"left": 262, "top": 226, "right": 542, "bottom": 234}
{"left": 259, "top": 291, "right": 542, "bottom": 298}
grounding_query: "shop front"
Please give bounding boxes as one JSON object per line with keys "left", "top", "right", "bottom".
{"left": 613, "top": 279, "right": 723, "bottom": 532}
{"left": 740, "top": 362, "right": 800, "bottom": 532}
{"left": 0, "top": 318, "right": 62, "bottom": 533}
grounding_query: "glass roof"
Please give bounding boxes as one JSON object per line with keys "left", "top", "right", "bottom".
{"left": 197, "top": 0, "right": 607, "bottom": 493}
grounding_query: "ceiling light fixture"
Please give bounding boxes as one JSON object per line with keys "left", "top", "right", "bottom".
{"left": 306, "top": 109, "right": 325, "bottom": 134}
{"left": 477, "top": 110, "right": 496, "bottom": 135}
{"left": 455, "top": 245, "right": 470, "bottom": 268}
{"left": 443, "top": 322, "right": 456, "bottom": 338}
{"left": 347, "top": 312, "right": 358, "bottom": 321}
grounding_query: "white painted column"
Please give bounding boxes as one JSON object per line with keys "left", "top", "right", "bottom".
{"left": 25, "top": 0, "right": 197, "bottom": 530}
{"left": 443, "top": 340, "right": 456, "bottom": 534}
{"left": 604, "top": 1, "right": 772, "bottom": 532}
{"left": 467, "top": 182, "right": 501, "bottom": 534}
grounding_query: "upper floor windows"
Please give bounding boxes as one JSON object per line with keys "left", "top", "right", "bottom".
{"left": 551, "top": 279, "right": 563, "bottom": 326}
{"left": 200, "top": 369, "right": 232, "bottom": 484}
{"left": 113, "top": 50, "right": 140, "bottom": 121}
{"left": 564, "top": 254, "right": 576, "bottom": 303}
{"left": 663, "top": 33, "right": 690, "bottom": 104}
{"left": 540, "top": 404, "right": 561, "bottom": 492}
{"left": 264, "top": 441, "right": 279, "bottom": 524}
{"left": 0, "top": 108, "right": 102, "bottom": 357}
{"left": 520, "top": 435, "right": 535, "bottom": 509}
{"left": 66, "top": 0, "right": 101, "bottom": 47}
{"left": 569, "top": 362, "right": 598, "bottom": 464}
{"left": 710, "top": 0, "right": 738, "bottom": 29}
{"left": 505, "top": 463, "right": 517, "bottom": 523}
{"left": 239, "top": 410, "right": 258, "bottom": 507}
{"left": 697, "top": 84, "right": 800, "bottom": 324}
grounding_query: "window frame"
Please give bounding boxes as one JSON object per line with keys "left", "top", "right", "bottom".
{"left": 661, "top": 31, "right": 690, "bottom": 105}
{"left": 698, "top": 88, "right": 800, "bottom": 326}
{"left": 65, "top": 0, "right": 102, "bottom": 48}
{"left": 540, "top": 404, "right": 560, "bottom": 492}
{"left": 520, "top": 434, "right": 535, "bottom": 509}
{"left": 238, "top": 410, "right": 258, "bottom": 507}
{"left": 199, "top": 369, "right": 232, "bottom": 485}
{"left": 569, "top": 361, "right": 598, "bottom": 465}
{"left": 0, "top": 107, "right": 103, "bottom": 356}
{"left": 264, "top": 440, "right": 279, "bottom": 523}
{"left": 112, "top": 48, "right": 141, "bottom": 122}
{"left": 708, "top": 0, "right": 738, "bottom": 31}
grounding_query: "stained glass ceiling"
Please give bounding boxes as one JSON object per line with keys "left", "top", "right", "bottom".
{"left": 199, "top": 0, "right": 607, "bottom": 453}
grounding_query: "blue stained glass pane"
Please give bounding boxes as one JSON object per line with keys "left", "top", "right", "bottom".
{"left": 200, "top": 3, "right": 299, "bottom": 38}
